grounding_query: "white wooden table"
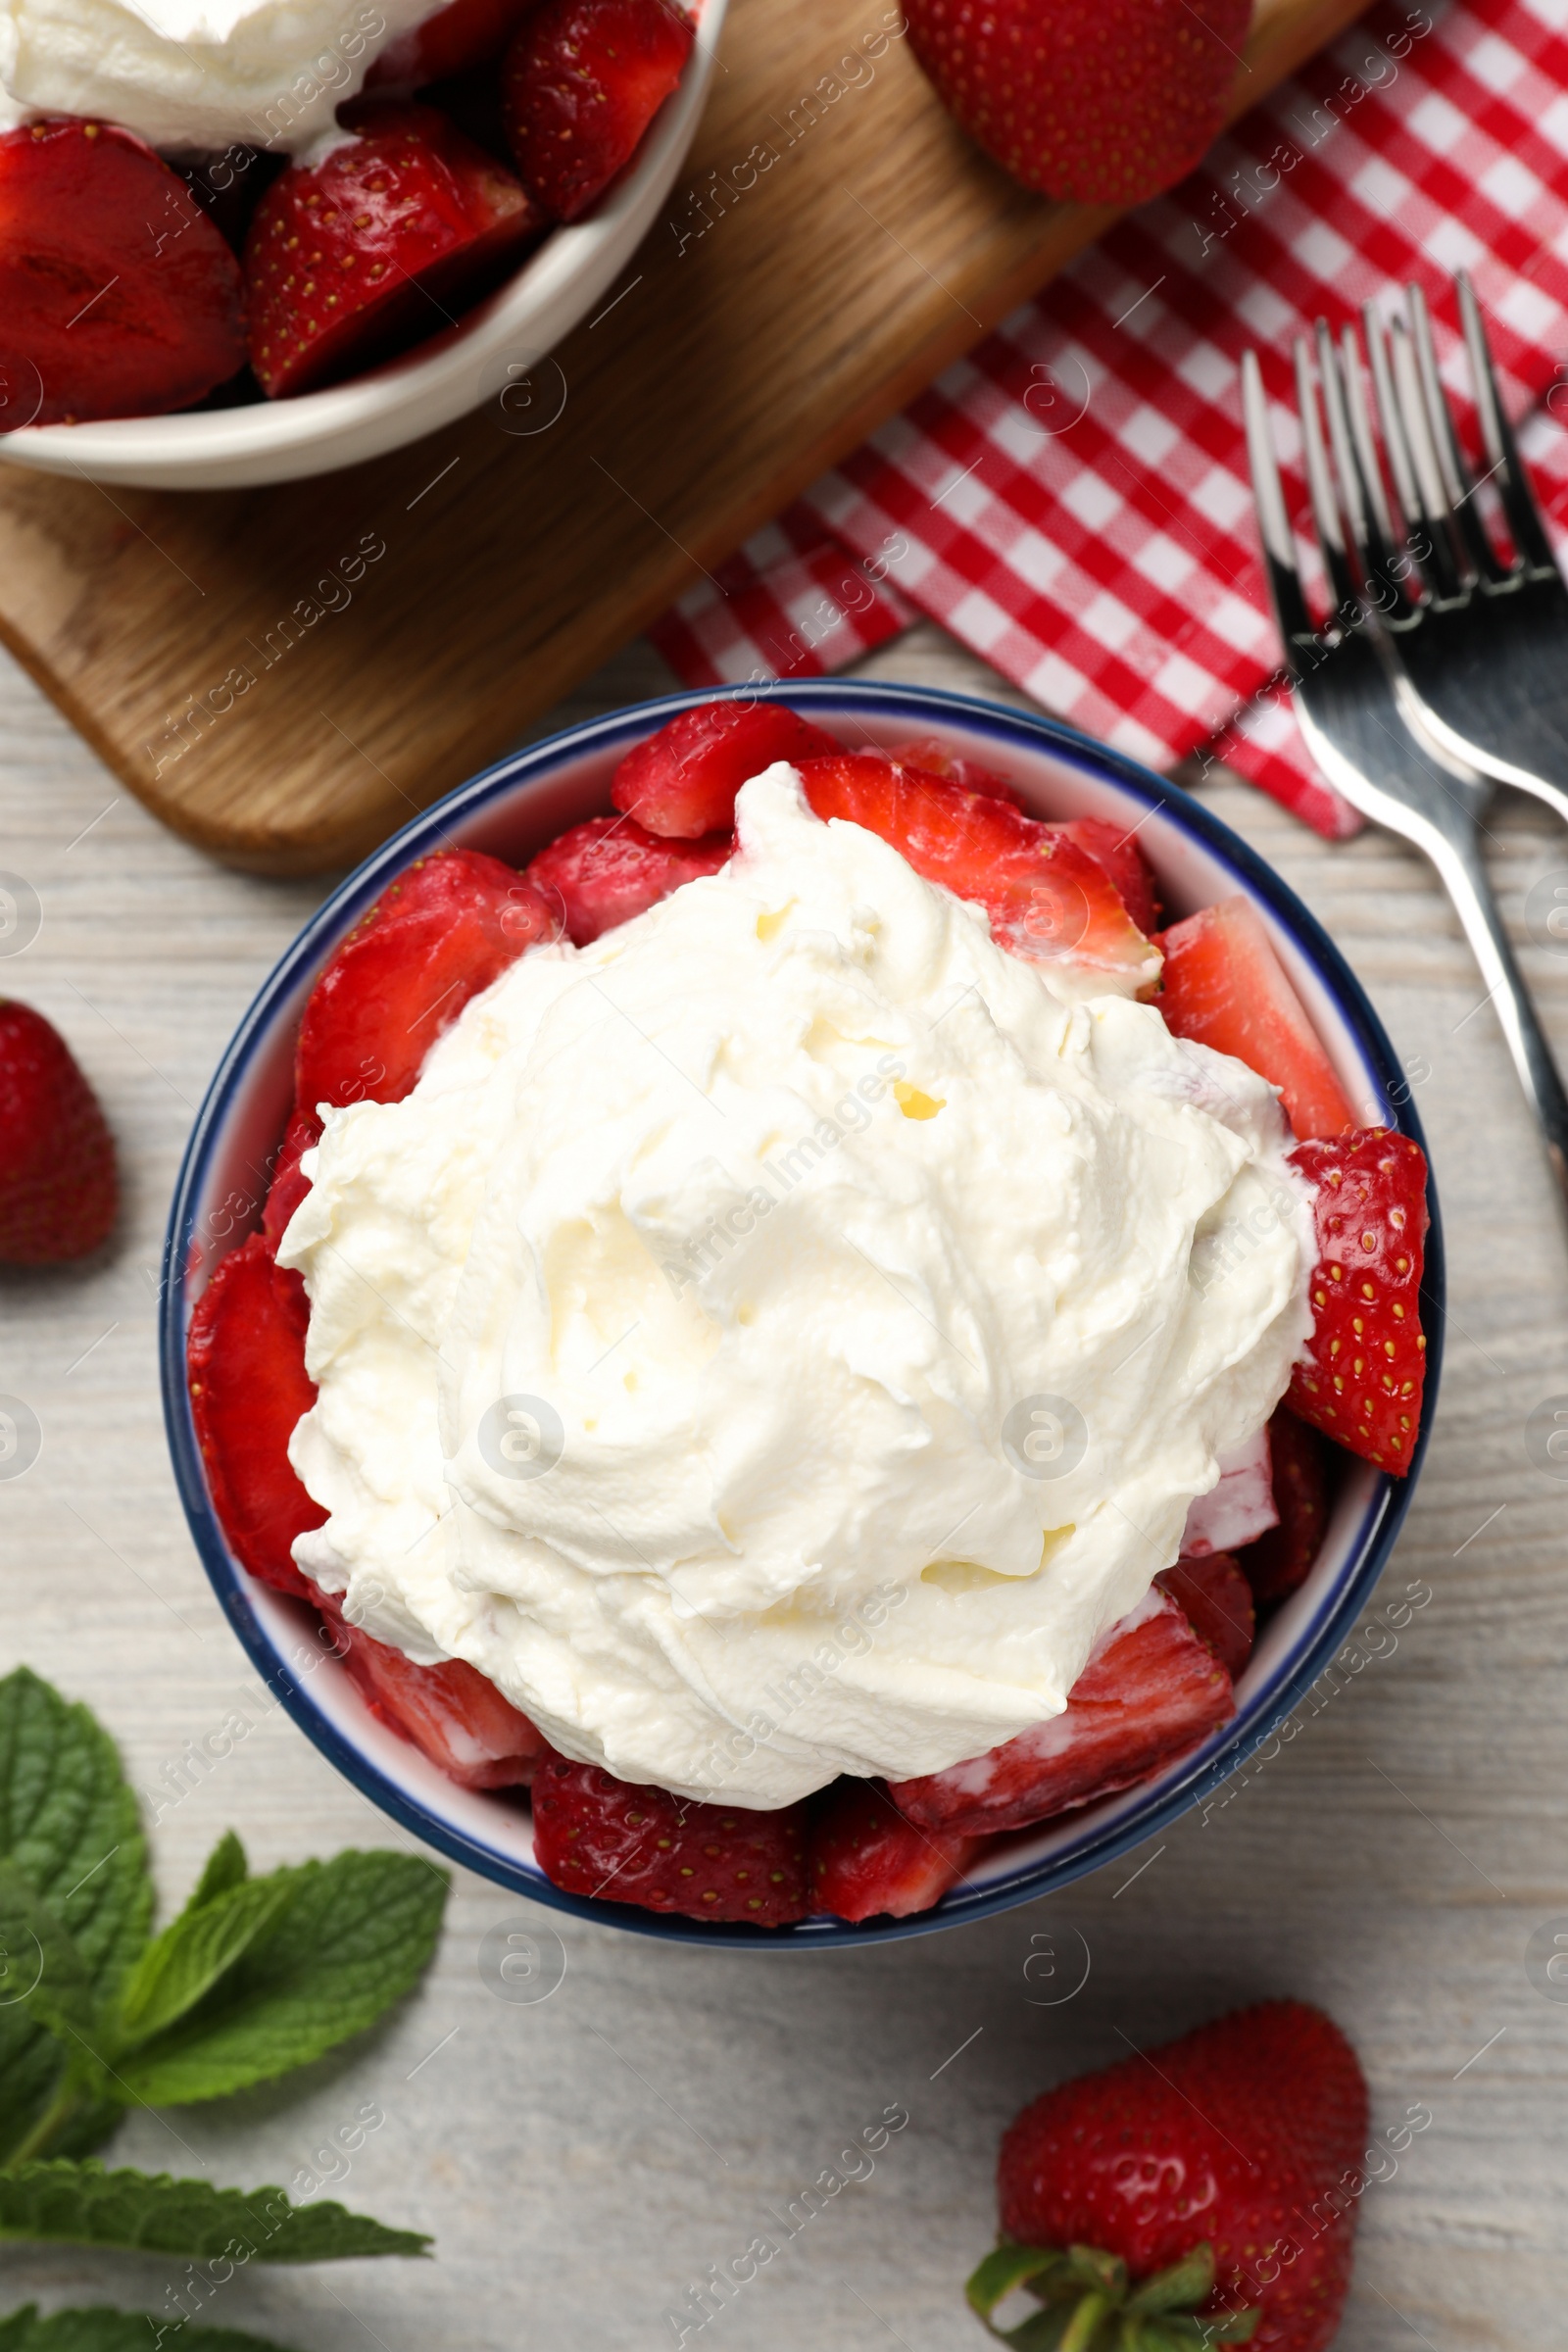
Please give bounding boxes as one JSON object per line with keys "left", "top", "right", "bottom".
{"left": 2, "top": 622, "right": 1564, "bottom": 2352}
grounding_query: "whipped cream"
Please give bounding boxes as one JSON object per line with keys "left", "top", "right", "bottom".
{"left": 0, "top": 0, "right": 423, "bottom": 154}
{"left": 281, "top": 768, "right": 1314, "bottom": 1807}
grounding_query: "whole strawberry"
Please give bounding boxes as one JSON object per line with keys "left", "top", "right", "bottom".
{"left": 906, "top": 0, "right": 1251, "bottom": 209}
{"left": 972, "top": 2001, "right": 1368, "bottom": 2351}
{"left": 0, "top": 1002, "right": 118, "bottom": 1263}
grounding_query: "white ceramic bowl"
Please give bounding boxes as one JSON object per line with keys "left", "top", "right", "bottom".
{"left": 161, "top": 681, "right": 1443, "bottom": 1947}
{"left": 0, "top": 0, "right": 725, "bottom": 491}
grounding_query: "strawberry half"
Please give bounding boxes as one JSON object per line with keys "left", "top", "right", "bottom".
{"left": 889, "top": 1591, "right": 1232, "bottom": 1838}
{"left": 187, "top": 1233, "right": 322, "bottom": 1598}
{"left": 1157, "top": 895, "right": 1355, "bottom": 1141}
{"left": 525, "top": 814, "right": 730, "bottom": 944}
{"left": 0, "top": 119, "right": 246, "bottom": 427}
{"left": 245, "top": 103, "right": 543, "bottom": 398}
{"left": 262, "top": 1106, "right": 321, "bottom": 1251}
{"left": 316, "top": 1592, "right": 545, "bottom": 1788}
{"left": 503, "top": 0, "right": 695, "bottom": 221}
{"left": 294, "top": 847, "right": 556, "bottom": 1119}
{"left": 984, "top": 2000, "right": 1369, "bottom": 2352}
{"left": 611, "top": 700, "right": 840, "bottom": 838}
{"left": 884, "top": 743, "right": 1162, "bottom": 927}
{"left": 0, "top": 1002, "right": 118, "bottom": 1263}
{"left": 796, "top": 754, "right": 1158, "bottom": 993}
{"left": 808, "top": 1782, "right": 981, "bottom": 1923}
{"left": 1288, "top": 1127, "right": 1430, "bottom": 1473}
{"left": 906, "top": 0, "right": 1251, "bottom": 209}
{"left": 1239, "top": 1407, "right": 1330, "bottom": 1606}
{"left": 531, "top": 1754, "right": 809, "bottom": 1924}
{"left": 884, "top": 737, "right": 1022, "bottom": 805}
{"left": 1155, "top": 1553, "right": 1253, "bottom": 1681}
{"left": 1052, "top": 816, "right": 1161, "bottom": 934}
{"left": 368, "top": 0, "right": 536, "bottom": 86}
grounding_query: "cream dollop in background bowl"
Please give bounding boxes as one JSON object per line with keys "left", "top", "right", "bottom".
{"left": 0, "top": 0, "right": 725, "bottom": 490}
{"left": 161, "top": 679, "right": 1444, "bottom": 1945}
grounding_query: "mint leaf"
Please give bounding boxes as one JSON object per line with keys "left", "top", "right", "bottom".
{"left": 116, "top": 1874, "right": 294, "bottom": 2050}
{"left": 0, "top": 2307, "right": 300, "bottom": 2352}
{"left": 0, "top": 1865, "right": 97, "bottom": 2049}
{"left": 0, "top": 1673, "right": 150, "bottom": 2167}
{"left": 190, "top": 1831, "right": 249, "bottom": 1912}
{"left": 0, "top": 1672, "right": 150, "bottom": 1999}
{"left": 113, "top": 1852, "right": 447, "bottom": 2106}
{"left": 0, "top": 2163, "right": 429, "bottom": 2261}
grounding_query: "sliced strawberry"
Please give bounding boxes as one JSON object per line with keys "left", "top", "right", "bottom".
{"left": 611, "top": 701, "right": 840, "bottom": 838}
{"left": 1288, "top": 1127, "right": 1429, "bottom": 1472}
{"left": 1239, "top": 1406, "right": 1330, "bottom": 1606}
{"left": 1156, "top": 895, "right": 1355, "bottom": 1141}
{"left": 368, "top": 0, "right": 536, "bottom": 85}
{"left": 889, "top": 1592, "right": 1233, "bottom": 1838}
{"left": 531, "top": 1753, "right": 809, "bottom": 1924}
{"left": 0, "top": 120, "right": 246, "bottom": 428}
{"left": 245, "top": 104, "right": 543, "bottom": 399}
{"left": 1178, "top": 1423, "right": 1277, "bottom": 1559}
{"left": 294, "top": 848, "right": 556, "bottom": 1118}
{"left": 808, "top": 1781, "right": 981, "bottom": 1923}
{"left": 1050, "top": 816, "right": 1161, "bottom": 934}
{"left": 885, "top": 737, "right": 1022, "bottom": 804}
{"left": 797, "top": 754, "right": 1158, "bottom": 993}
{"left": 502, "top": 0, "right": 695, "bottom": 222}
{"left": 1155, "top": 1553, "right": 1254, "bottom": 1681}
{"left": 526, "top": 815, "right": 730, "bottom": 945}
{"left": 316, "top": 1592, "right": 545, "bottom": 1788}
{"left": 880, "top": 743, "right": 1161, "bottom": 927}
{"left": 187, "top": 1233, "right": 322, "bottom": 1599}
{"left": 262, "top": 1106, "right": 321, "bottom": 1250}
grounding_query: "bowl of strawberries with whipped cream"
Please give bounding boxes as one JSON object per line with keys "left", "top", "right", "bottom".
{"left": 163, "top": 680, "right": 1441, "bottom": 1943}
{"left": 0, "top": 0, "right": 722, "bottom": 484}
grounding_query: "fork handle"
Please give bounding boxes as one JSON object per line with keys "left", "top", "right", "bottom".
{"left": 1428, "top": 818, "right": 1568, "bottom": 1208}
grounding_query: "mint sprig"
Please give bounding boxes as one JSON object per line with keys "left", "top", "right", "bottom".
{"left": 0, "top": 2163, "right": 428, "bottom": 2261}
{"left": 0, "top": 1667, "right": 446, "bottom": 2264}
{"left": 0, "top": 2306, "right": 303, "bottom": 2352}
{"left": 114, "top": 1851, "right": 449, "bottom": 2108}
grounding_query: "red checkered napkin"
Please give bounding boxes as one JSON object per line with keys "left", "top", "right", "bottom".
{"left": 650, "top": 0, "right": 1568, "bottom": 840}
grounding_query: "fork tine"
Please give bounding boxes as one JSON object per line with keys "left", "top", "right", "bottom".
{"left": 1241, "top": 348, "right": 1316, "bottom": 651}
{"left": 1388, "top": 316, "right": 1469, "bottom": 600}
{"left": 1362, "top": 303, "right": 1424, "bottom": 546}
{"left": 1409, "top": 282, "right": 1508, "bottom": 584}
{"left": 1457, "top": 268, "right": 1557, "bottom": 573}
{"left": 1338, "top": 320, "right": 1418, "bottom": 600}
{"left": 1315, "top": 318, "right": 1416, "bottom": 623}
{"left": 1293, "top": 335, "right": 1358, "bottom": 620}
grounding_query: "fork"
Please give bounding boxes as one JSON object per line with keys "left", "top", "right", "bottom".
{"left": 1242, "top": 342, "right": 1568, "bottom": 1208}
{"left": 1314, "top": 272, "right": 1568, "bottom": 822}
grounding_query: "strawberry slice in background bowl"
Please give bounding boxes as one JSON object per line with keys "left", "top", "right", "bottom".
{"left": 161, "top": 678, "right": 1442, "bottom": 1946}
{"left": 0, "top": 0, "right": 725, "bottom": 489}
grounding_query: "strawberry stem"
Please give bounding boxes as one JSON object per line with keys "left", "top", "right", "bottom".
{"left": 965, "top": 2239, "right": 1259, "bottom": 2352}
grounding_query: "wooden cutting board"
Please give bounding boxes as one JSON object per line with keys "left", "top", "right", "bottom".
{"left": 0, "top": 0, "right": 1366, "bottom": 874}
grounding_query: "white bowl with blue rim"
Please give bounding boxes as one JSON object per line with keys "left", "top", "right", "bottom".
{"left": 160, "top": 678, "right": 1443, "bottom": 1945}
{"left": 0, "top": 0, "right": 726, "bottom": 491}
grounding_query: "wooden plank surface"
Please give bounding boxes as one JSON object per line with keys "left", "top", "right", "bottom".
{"left": 0, "top": 0, "right": 1368, "bottom": 875}
{"left": 2, "top": 619, "right": 1564, "bottom": 2348}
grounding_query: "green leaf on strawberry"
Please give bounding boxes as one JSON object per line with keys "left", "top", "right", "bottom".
{"left": 0, "top": 2163, "right": 428, "bottom": 2262}
{"left": 0, "top": 2305, "right": 302, "bottom": 2352}
{"left": 967, "top": 2237, "right": 1258, "bottom": 2351}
